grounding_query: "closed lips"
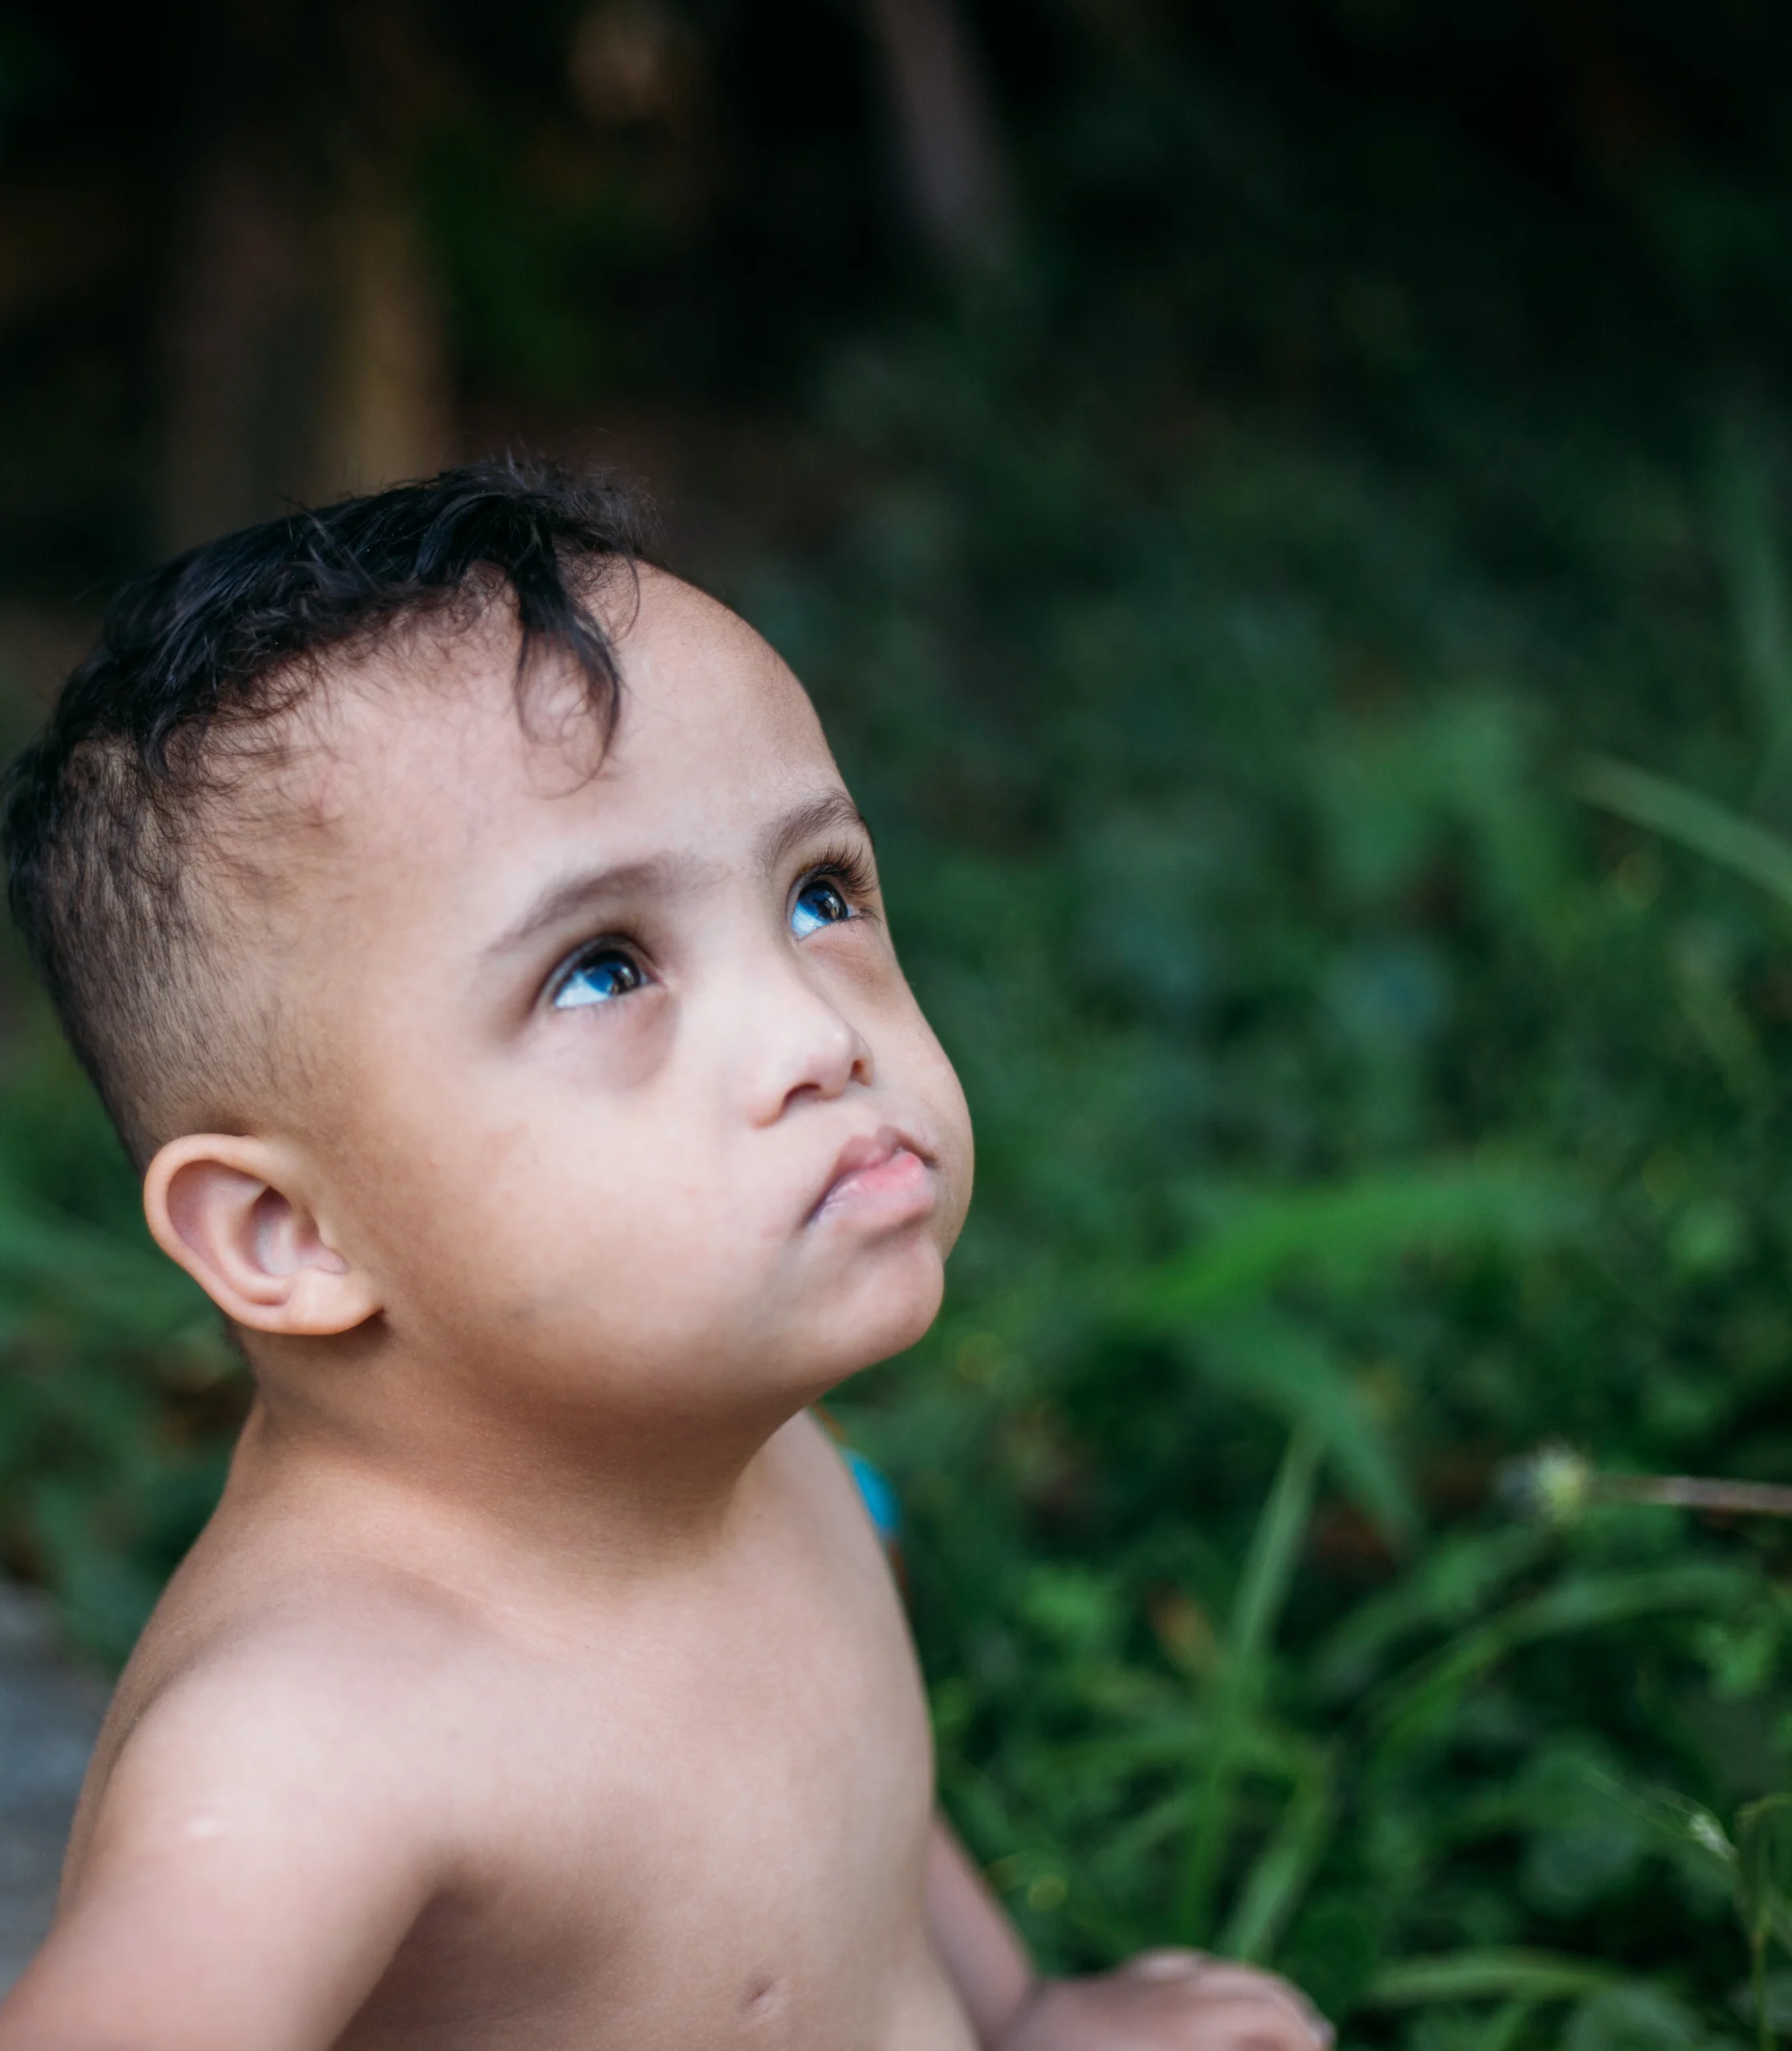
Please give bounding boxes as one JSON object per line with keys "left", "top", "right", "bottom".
{"left": 809, "top": 1127, "right": 934, "bottom": 1223}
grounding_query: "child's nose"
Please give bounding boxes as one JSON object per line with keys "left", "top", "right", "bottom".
{"left": 738, "top": 958, "right": 872, "bottom": 1124}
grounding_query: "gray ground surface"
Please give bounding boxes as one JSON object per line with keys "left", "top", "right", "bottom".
{"left": 0, "top": 1582, "right": 106, "bottom": 1995}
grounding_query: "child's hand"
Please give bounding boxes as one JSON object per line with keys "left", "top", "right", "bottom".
{"left": 993, "top": 1948, "right": 1335, "bottom": 2051}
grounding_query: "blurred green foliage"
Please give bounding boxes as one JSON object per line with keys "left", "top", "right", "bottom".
{"left": 0, "top": 1004, "right": 236, "bottom": 1657}
{"left": 9, "top": 2, "right": 1792, "bottom": 2045}
{"left": 780, "top": 310, "right": 1792, "bottom": 2037}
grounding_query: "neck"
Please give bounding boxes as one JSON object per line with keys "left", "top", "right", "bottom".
{"left": 230, "top": 1324, "right": 823, "bottom": 1581}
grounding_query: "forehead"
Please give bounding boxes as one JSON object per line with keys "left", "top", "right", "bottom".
{"left": 297, "top": 570, "right": 839, "bottom": 876}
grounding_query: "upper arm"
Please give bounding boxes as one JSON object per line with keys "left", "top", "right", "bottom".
{"left": 925, "top": 1816, "right": 1035, "bottom": 2049}
{"left": 0, "top": 1656, "right": 447, "bottom": 2051}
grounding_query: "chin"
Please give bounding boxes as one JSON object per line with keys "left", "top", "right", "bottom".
{"left": 810, "top": 1241, "right": 947, "bottom": 1383}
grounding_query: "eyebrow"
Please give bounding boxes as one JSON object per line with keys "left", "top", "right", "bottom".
{"left": 761, "top": 788, "right": 872, "bottom": 872}
{"left": 482, "top": 787, "right": 873, "bottom": 961}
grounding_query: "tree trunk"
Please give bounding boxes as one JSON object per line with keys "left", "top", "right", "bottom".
{"left": 159, "top": 143, "right": 302, "bottom": 550}
{"left": 304, "top": 170, "right": 451, "bottom": 504}
{"left": 859, "top": 0, "right": 1012, "bottom": 264}
{"left": 158, "top": 1, "right": 450, "bottom": 546}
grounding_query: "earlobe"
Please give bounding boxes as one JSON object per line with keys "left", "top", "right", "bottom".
{"left": 143, "top": 1135, "right": 380, "bottom": 1336}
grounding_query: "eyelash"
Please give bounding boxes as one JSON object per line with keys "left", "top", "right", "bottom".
{"left": 800, "top": 842, "right": 879, "bottom": 909}
{"left": 547, "top": 932, "right": 647, "bottom": 1010}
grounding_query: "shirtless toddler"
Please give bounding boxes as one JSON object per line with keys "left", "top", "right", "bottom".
{"left": 0, "top": 463, "right": 1332, "bottom": 2051}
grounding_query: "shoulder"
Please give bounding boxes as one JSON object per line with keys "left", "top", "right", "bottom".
{"left": 71, "top": 1563, "right": 496, "bottom": 1889}
{"left": 784, "top": 1408, "right": 877, "bottom": 1521}
{"left": 7, "top": 1574, "right": 493, "bottom": 2051}
{"left": 777, "top": 1410, "right": 906, "bottom": 1590}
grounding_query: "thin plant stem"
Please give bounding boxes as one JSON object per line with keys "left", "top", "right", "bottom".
{"left": 1597, "top": 1475, "right": 1792, "bottom": 1518}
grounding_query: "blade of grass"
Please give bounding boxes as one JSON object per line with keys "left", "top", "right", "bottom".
{"left": 1471, "top": 2001, "right": 1537, "bottom": 2051}
{"left": 1217, "top": 1747, "right": 1335, "bottom": 1964}
{"left": 1367, "top": 1561, "right": 1754, "bottom": 1752}
{"left": 1314, "top": 1525, "right": 1552, "bottom": 1699}
{"left": 1133, "top": 1163, "right": 1586, "bottom": 1325}
{"left": 1362, "top": 1949, "right": 1617, "bottom": 2006}
{"left": 1574, "top": 754, "right": 1792, "bottom": 910}
{"left": 1736, "top": 1791, "right": 1792, "bottom": 2051}
{"left": 1194, "top": 1310, "right": 1417, "bottom": 1549}
{"left": 1468, "top": 2001, "right": 1533, "bottom": 2051}
{"left": 1711, "top": 405, "right": 1792, "bottom": 814}
{"left": 1176, "top": 1425, "right": 1319, "bottom": 1943}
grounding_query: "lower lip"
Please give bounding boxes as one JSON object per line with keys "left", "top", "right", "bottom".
{"left": 812, "top": 1148, "right": 935, "bottom": 1226}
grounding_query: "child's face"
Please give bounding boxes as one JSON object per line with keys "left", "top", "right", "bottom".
{"left": 262, "top": 571, "right": 972, "bottom": 1420}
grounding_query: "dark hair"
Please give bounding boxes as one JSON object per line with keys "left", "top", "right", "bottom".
{"left": 2, "top": 457, "right": 658, "bottom": 1165}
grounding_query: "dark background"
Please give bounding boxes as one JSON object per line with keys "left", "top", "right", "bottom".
{"left": 6, "top": 2, "right": 1792, "bottom": 2038}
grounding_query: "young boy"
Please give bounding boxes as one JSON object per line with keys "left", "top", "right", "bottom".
{"left": 0, "top": 463, "right": 1331, "bottom": 2050}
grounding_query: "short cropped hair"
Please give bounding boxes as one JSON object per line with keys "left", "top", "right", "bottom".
{"left": 2, "top": 458, "right": 657, "bottom": 1167}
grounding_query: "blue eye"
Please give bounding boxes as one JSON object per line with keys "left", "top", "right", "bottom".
{"left": 553, "top": 947, "right": 645, "bottom": 1009}
{"left": 791, "top": 876, "right": 852, "bottom": 938}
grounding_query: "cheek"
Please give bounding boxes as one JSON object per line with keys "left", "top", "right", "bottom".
{"left": 889, "top": 1019, "right": 975, "bottom": 1247}
{"left": 356, "top": 1095, "right": 766, "bottom": 1338}
{"left": 933, "top": 1064, "right": 975, "bottom": 1247}
{"left": 544, "top": 988, "right": 677, "bottom": 1091}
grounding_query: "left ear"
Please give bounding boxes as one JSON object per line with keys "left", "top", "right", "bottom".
{"left": 143, "top": 1133, "right": 381, "bottom": 1336}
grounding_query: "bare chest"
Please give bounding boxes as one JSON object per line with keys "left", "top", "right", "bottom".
{"left": 343, "top": 1504, "right": 965, "bottom": 2049}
